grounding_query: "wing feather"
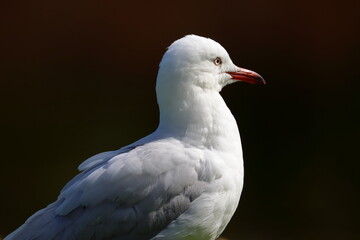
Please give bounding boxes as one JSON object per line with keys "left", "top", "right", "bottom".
{"left": 6, "top": 138, "right": 210, "bottom": 240}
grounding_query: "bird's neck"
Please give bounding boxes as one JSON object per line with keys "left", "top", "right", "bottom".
{"left": 156, "top": 87, "right": 241, "bottom": 151}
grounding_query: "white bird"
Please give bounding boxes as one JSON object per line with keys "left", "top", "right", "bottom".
{"left": 5, "top": 35, "right": 265, "bottom": 240}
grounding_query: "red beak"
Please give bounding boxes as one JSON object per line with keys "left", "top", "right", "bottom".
{"left": 226, "top": 68, "right": 266, "bottom": 85}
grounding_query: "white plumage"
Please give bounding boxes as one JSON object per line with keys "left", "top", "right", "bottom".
{"left": 5, "top": 35, "right": 265, "bottom": 240}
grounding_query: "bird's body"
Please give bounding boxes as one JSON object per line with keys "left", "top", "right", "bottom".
{"left": 5, "top": 35, "right": 264, "bottom": 240}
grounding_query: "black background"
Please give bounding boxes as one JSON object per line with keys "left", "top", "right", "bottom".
{"left": 1, "top": 0, "right": 359, "bottom": 239}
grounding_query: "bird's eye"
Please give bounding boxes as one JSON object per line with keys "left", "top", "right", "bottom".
{"left": 213, "top": 57, "right": 222, "bottom": 66}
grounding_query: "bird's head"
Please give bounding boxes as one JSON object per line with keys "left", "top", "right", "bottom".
{"left": 156, "top": 34, "right": 265, "bottom": 95}
{"left": 155, "top": 35, "right": 265, "bottom": 133}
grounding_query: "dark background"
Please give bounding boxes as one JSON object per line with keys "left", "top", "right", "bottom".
{"left": 1, "top": 0, "right": 359, "bottom": 239}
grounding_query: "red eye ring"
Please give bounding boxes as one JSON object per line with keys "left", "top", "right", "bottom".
{"left": 213, "top": 57, "right": 222, "bottom": 66}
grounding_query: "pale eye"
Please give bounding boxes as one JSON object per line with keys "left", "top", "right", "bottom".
{"left": 213, "top": 57, "right": 222, "bottom": 66}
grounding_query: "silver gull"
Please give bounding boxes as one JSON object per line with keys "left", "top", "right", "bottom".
{"left": 5, "top": 34, "right": 265, "bottom": 240}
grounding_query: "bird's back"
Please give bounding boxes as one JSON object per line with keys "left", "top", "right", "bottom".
{"left": 5, "top": 136, "right": 242, "bottom": 240}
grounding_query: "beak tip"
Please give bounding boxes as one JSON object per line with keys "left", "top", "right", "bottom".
{"left": 259, "top": 77, "right": 266, "bottom": 85}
